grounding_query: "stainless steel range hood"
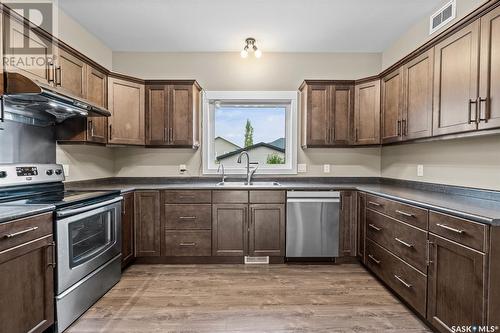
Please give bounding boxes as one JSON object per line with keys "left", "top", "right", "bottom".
{"left": 2, "top": 72, "right": 111, "bottom": 123}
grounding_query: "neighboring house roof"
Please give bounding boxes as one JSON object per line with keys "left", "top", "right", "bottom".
{"left": 214, "top": 136, "right": 241, "bottom": 149}
{"left": 268, "top": 137, "right": 285, "bottom": 149}
{"left": 216, "top": 142, "right": 285, "bottom": 161}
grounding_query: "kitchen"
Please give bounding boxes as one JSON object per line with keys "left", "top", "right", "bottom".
{"left": 0, "top": 0, "right": 499, "bottom": 332}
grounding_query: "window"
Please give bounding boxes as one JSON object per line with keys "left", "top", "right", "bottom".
{"left": 203, "top": 91, "right": 297, "bottom": 174}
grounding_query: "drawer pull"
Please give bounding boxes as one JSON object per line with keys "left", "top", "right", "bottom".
{"left": 368, "top": 224, "right": 382, "bottom": 231}
{"left": 4, "top": 226, "right": 39, "bottom": 238}
{"left": 179, "top": 242, "right": 196, "bottom": 247}
{"left": 395, "top": 210, "right": 414, "bottom": 218}
{"left": 394, "top": 275, "right": 412, "bottom": 288}
{"left": 368, "top": 201, "right": 381, "bottom": 207}
{"left": 179, "top": 216, "right": 197, "bottom": 220}
{"left": 394, "top": 237, "right": 413, "bottom": 248}
{"left": 368, "top": 254, "right": 381, "bottom": 265}
{"left": 436, "top": 223, "right": 464, "bottom": 234}
{"left": 47, "top": 242, "right": 56, "bottom": 268}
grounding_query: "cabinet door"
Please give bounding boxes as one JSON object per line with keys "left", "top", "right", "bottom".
{"left": 356, "top": 192, "right": 366, "bottom": 259}
{"left": 479, "top": 6, "right": 500, "bottom": 130}
{"left": 108, "top": 77, "right": 145, "bottom": 145}
{"left": 433, "top": 20, "right": 480, "bottom": 136}
{"left": 169, "top": 84, "right": 194, "bottom": 146}
{"left": 339, "top": 191, "right": 356, "bottom": 257}
{"left": 381, "top": 68, "right": 403, "bottom": 143}
{"left": 427, "top": 234, "right": 486, "bottom": 332}
{"left": 212, "top": 204, "right": 248, "bottom": 256}
{"left": 146, "top": 85, "right": 168, "bottom": 145}
{"left": 3, "top": 15, "right": 55, "bottom": 85}
{"left": 331, "top": 85, "right": 353, "bottom": 145}
{"left": 249, "top": 204, "right": 285, "bottom": 257}
{"left": 134, "top": 191, "right": 160, "bottom": 257}
{"left": 0, "top": 235, "right": 54, "bottom": 333}
{"left": 56, "top": 47, "right": 86, "bottom": 98}
{"left": 306, "top": 84, "right": 331, "bottom": 146}
{"left": 86, "top": 66, "right": 107, "bottom": 143}
{"left": 402, "top": 49, "right": 434, "bottom": 141}
{"left": 121, "top": 192, "right": 135, "bottom": 267}
{"left": 354, "top": 80, "right": 381, "bottom": 145}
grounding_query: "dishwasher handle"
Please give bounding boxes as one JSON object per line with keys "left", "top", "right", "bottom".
{"left": 287, "top": 198, "right": 340, "bottom": 203}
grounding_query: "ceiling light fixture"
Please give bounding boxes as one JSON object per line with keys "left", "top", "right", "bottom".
{"left": 241, "top": 37, "right": 262, "bottom": 58}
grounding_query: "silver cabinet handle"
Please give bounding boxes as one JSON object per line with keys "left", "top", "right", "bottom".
{"left": 468, "top": 98, "right": 478, "bottom": 124}
{"left": 179, "top": 216, "right": 197, "bottom": 220}
{"left": 368, "top": 254, "right": 381, "bottom": 265}
{"left": 55, "top": 66, "right": 62, "bottom": 86}
{"left": 368, "top": 224, "right": 382, "bottom": 231}
{"left": 179, "top": 242, "right": 196, "bottom": 247}
{"left": 164, "top": 128, "right": 168, "bottom": 142}
{"left": 394, "top": 275, "right": 412, "bottom": 288}
{"left": 395, "top": 210, "right": 414, "bottom": 218}
{"left": 436, "top": 223, "right": 464, "bottom": 234}
{"left": 368, "top": 201, "right": 381, "bottom": 207}
{"left": 47, "top": 241, "right": 56, "bottom": 268}
{"left": 478, "top": 97, "right": 488, "bottom": 122}
{"left": 426, "top": 240, "right": 434, "bottom": 266}
{"left": 394, "top": 237, "right": 413, "bottom": 248}
{"left": 4, "top": 226, "right": 38, "bottom": 238}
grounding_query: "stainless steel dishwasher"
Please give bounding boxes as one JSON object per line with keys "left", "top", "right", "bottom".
{"left": 286, "top": 191, "right": 340, "bottom": 257}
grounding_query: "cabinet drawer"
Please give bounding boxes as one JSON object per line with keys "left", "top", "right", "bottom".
{"left": 164, "top": 230, "right": 211, "bottom": 256}
{"left": 0, "top": 213, "right": 52, "bottom": 252}
{"left": 163, "top": 190, "right": 211, "bottom": 204}
{"left": 213, "top": 191, "right": 248, "bottom": 203}
{"left": 365, "top": 239, "right": 427, "bottom": 316}
{"left": 365, "top": 194, "right": 428, "bottom": 229}
{"left": 164, "top": 204, "right": 211, "bottom": 229}
{"left": 429, "top": 211, "right": 487, "bottom": 252}
{"left": 249, "top": 191, "right": 285, "bottom": 204}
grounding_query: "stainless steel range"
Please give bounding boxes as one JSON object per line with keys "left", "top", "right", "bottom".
{"left": 0, "top": 163, "right": 122, "bottom": 333}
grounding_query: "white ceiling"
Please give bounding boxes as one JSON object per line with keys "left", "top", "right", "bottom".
{"left": 59, "top": 0, "right": 442, "bottom": 53}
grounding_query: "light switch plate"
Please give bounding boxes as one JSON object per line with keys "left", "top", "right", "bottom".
{"left": 298, "top": 164, "right": 307, "bottom": 173}
{"left": 417, "top": 165, "right": 424, "bottom": 177}
{"left": 323, "top": 164, "right": 330, "bottom": 173}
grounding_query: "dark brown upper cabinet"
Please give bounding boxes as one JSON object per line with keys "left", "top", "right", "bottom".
{"left": 54, "top": 45, "right": 86, "bottom": 98}
{"left": 353, "top": 79, "right": 381, "bottom": 145}
{"left": 479, "top": 5, "right": 500, "bottom": 130}
{"left": 381, "top": 68, "right": 404, "bottom": 144}
{"left": 146, "top": 81, "right": 202, "bottom": 148}
{"left": 299, "top": 80, "right": 354, "bottom": 147}
{"left": 108, "top": 76, "right": 145, "bottom": 145}
{"left": 433, "top": 20, "right": 480, "bottom": 136}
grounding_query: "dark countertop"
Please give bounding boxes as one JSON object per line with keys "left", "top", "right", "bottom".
{"left": 0, "top": 204, "right": 55, "bottom": 223}
{"left": 65, "top": 177, "right": 500, "bottom": 226}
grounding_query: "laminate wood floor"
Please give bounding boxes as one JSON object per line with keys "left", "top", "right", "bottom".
{"left": 67, "top": 264, "right": 431, "bottom": 333}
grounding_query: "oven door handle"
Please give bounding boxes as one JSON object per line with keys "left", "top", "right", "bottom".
{"left": 57, "top": 196, "right": 123, "bottom": 218}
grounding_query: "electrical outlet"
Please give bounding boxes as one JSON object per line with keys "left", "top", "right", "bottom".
{"left": 417, "top": 165, "right": 424, "bottom": 177}
{"left": 323, "top": 164, "right": 330, "bottom": 173}
{"left": 298, "top": 164, "right": 307, "bottom": 173}
{"left": 179, "top": 164, "right": 187, "bottom": 173}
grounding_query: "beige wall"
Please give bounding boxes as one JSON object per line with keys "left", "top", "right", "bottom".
{"left": 382, "top": 0, "right": 488, "bottom": 70}
{"left": 381, "top": 135, "right": 500, "bottom": 191}
{"left": 56, "top": 145, "right": 114, "bottom": 182}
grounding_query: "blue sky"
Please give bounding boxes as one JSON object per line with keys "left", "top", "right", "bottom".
{"left": 215, "top": 107, "right": 285, "bottom": 147}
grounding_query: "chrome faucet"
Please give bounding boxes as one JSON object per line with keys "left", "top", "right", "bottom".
{"left": 237, "top": 151, "right": 258, "bottom": 184}
{"left": 217, "top": 163, "right": 226, "bottom": 184}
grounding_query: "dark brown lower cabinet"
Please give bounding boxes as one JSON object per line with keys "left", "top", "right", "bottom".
{"left": 249, "top": 204, "right": 285, "bottom": 256}
{"left": 0, "top": 235, "right": 54, "bottom": 333}
{"left": 427, "top": 233, "right": 486, "bottom": 332}
{"left": 339, "top": 191, "right": 356, "bottom": 257}
{"left": 121, "top": 192, "right": 135, "bottom": 267}
{"left": 135, "top": 191, "right": 161, "bottom": 257}
{"left": 356, "top": 192, "right": 366, "bottom": 259}
{"left": 212, "top": 204, "right": 248, "bottom": 256}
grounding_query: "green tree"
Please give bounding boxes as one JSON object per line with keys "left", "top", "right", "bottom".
{"left": 267, "top": 153, "right": 285, "bottom": 164}
{"left": 244, "top": 119, "right": 254, "bottom": 147}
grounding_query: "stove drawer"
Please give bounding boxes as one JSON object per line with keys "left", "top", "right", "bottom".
{"left": 0, "top": 213, "right": 52, "bottom": 252}
{"left": 163, "top": 230, "right": 211, "bottom": 256}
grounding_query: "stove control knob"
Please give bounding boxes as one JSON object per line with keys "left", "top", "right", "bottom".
{"left": 46, "top": 169, "right": 54, "bottom": 176}
{"left": 0, "top": 171, "right": 6, "bottom": 178}
{"left": 55, "top": 169, "right": 63, "bottom": 175}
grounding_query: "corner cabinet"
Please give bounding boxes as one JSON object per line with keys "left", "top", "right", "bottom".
{"left": 353, "top": 79, "right": 381, "bottom": 145}
{"left": 299, "top": 80, "right": 354, "bottom": 147}
{"left": 146, "top": 81, "right": 202, "bottom": 148}
{"left": 108, "top": 76, "right": 145, "bottom": 145}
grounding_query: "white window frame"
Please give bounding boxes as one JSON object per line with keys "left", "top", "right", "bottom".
{"left": 202, "top": 91, "right": 298, "bottom": 175}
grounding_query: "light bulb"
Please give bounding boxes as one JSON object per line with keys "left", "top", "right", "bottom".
{"left": 254, "top": 49, "right": 262, "bottom": 58}
{"left": 240, "top": 49, "right": 248, "bottom": 58}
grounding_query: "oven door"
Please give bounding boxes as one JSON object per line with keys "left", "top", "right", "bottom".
{"left": 56, "top": 197, "right": 122, "bottom": 294}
